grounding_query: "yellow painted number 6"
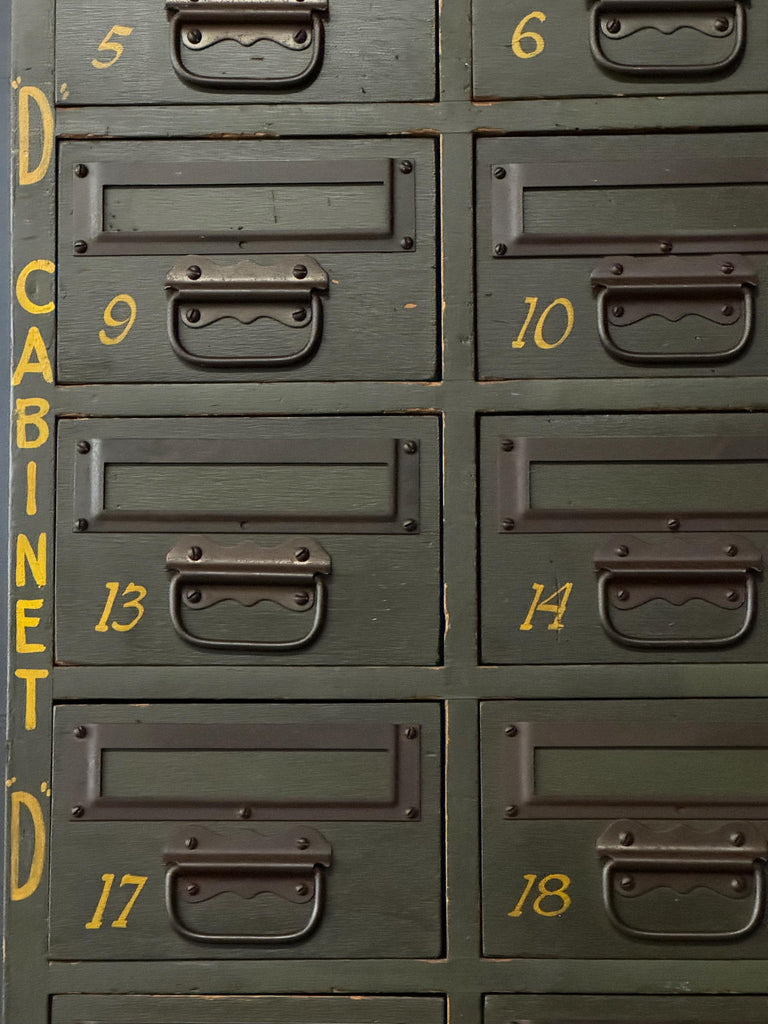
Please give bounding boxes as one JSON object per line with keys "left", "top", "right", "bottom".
{"left": 92, "top": 26, "right": 134, "bottom": 69}
{"left": 100, "top": 294, "right": 137, "bottom": 346}
{"left": 512, "top": 11, "right": 546, "bottom": 59}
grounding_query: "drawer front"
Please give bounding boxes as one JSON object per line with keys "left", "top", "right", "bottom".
{"left": 480, "top": 413, "right": 768, "bottom": 664}
{"left": 482, "top": 700, "right": 768, "bottom": 959}
{"left": 476, "top": 133, "right": 768, "bottom": 381}
{"left": 50, "top": 703, "right": 444, "bottom": 959}
{"left": 52, "top": 996, "right": 446, "bottom": 1024}
{"left": 485, "top": 995, "right": 768, "bottom": 1024}
{"left": 55, "top": 416, "right": 442, "bottom": 665}
{"left": 55, "top": 0, "right": 437, "bottom": 104}
{"left": 473, "top": 1, "right": 767, "bottom": 100}
{"left": 58, "top": 139, "right": 437, "bottom": 383}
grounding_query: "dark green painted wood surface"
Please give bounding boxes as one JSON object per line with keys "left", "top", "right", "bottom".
{"left": 481, "top": 700, "right": 768, "bottom": 959}
{"left": 480, "top": 413, "right": 768, "bottom": 664}
{"left": 51, "top": 995, "right": 446, "bottom": 1024}
{"left": 476, "top": 132, "right": 768, "bottom": 381}
{"left": 49, "top": 703, "right": 443, "bottom": 959}
{"left": 472, "top": 1, "right": 768, "bottom": 100}
{"left": 55, "top": 0, "right": 438, "bottom": 104}
{"left": 55, "top": 416, "right": 442, "bottom": 665}
{"left": 56, "top": 138, "right": 437, "bottom": 383}
{"left": 10, "top": 0, "right": 768, "bottom": 1019}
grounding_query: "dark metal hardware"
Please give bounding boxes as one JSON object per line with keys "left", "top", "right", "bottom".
{"left": 73, "top": 436, "right": 420, "bottom": 534}
{"left": 588, "top": 1, "right": 747, "bottom": 78}
{"left": 166, "top": 0, "right": 329, "bottom": 91}
{"left": 497, "top": 435, "right": 768, "bottom": 533}
{"left": 64, "top": 720, "right": 420, "bottom": 821}
{"left": 591, "top": 255, "right": 757, "bottom": 364}
{"left": 164, "top": 255, "right": 329, "bottom": 368}
{"left": 491, "top": 158, "right": 768, "bottom": 258}
{"left": 597, "top": 820, "right": 767, "bottom": 941}
{"left": 501, "top": 721, "right": 768, "bottom": 820}
{"left": 71, "top": 157, "right": 415, "bottom": 256}
{"left": 166, "top": 535, "right": 331, "bottom": 651}
{"left": 163, "top": 826, "right": 332, "bottom": 944}
{"left": 595, "top": 535, "right": 762, "bottom": 649}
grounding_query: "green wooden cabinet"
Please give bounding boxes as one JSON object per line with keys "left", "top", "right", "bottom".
{"left": 485, "top": 995, "right": 768, "bottom": 1024}
{"left": 50, "top": 703, "right": 444, "bottom": 959}
{"left": 473, "top": 1, "right": 766, "bottom": 100}
{"left": 55, "top": 416, "right": 441, "bottom": 665}
{"left": 480, "top": 413, "right": 768, "bottom": 663}
{"left": 482, "top": 700, "right": 768, "bottom": 958}
{"left": 476, "top": 132, "right": 768, "bottom": 381}
{"left": 11, "top": 0, "right": 768, "bottom": 1017}
{"left": 55, "top": 0, "right": 438, "bottom": 103}
{"left": 57, "top": 139, "right": 437, "bottom": 383}
{"left": 51, "top": 995, "right": 446, "bottom": 1024}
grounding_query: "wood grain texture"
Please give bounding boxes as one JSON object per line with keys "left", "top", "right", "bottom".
{"left": 57, "top": 138, "right": 437, "bottom": 383}
{"left": 49, "top": 703, "right": 443, "bottom": 960}
{"left": 55, "top": 0, "right": 437, "bottom": 104}
{"left": 481, "top": 700, "right": 768, "bottom": 959}
{"left": 480, "top": 412, "right": 768, "bottom": 664}
{"left": 473, "top": 0, "right": 768, "bottom": 99}
{"left": 55, "top": 416, "right": 442, "bottom": 665}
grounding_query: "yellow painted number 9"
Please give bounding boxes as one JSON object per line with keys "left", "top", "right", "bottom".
{"left": 512, "top": 11, "right": 546, "bottom": 59}
{"left": 100, "top": 294, "right": 137, "bottom": 346}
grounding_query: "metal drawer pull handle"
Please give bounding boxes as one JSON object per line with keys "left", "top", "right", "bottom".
{"left": 588, "top": 1, "right": 747, "bottom": 77}
{"left": 592, "top": 256, "right": 757, "bottom": 365}
{"left": 164, "top": 827, "right": 332, "bottom": 944}
{"left": 165, "top": 256, "right": 329, "bottom": 369}
{"left": 166, "top": 535, "right": 332, "bottom": 652}
{"left": 597, "top": 820, "right": 767, "bottom": 941}
{"left": 166, "top": 0, "right": 328, "bottom": 91}
{"left": 595, "top": 536, "right": 762, "bottom": 649}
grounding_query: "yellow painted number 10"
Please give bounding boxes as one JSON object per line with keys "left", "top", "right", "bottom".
{"left": 509, "top": 873, "right": 572, "bottom": 917}
{"left": 514, "top": 297, "right": 575, "bottom": 350}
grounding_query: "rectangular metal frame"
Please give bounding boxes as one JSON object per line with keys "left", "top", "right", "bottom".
{"left": 497, "top": 435, "right": 768, "bottom": 533}
{"left": 73, "top": 435, "right": 420, "bottom": 533}
{"left": 502, "top": 721, "right": 768, "bottom": 819}
{"left": 70, "top": 156, "right": 417, "bottom": 255}
{"left": 60, "top": 720, "right": 421, "bottom": 821}
{"left": 492, "top": 158, "right": 768, "bottom": 256}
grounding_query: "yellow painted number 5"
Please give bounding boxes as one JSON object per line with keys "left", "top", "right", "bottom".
{"left": 512, "top": 11, "right": 546, "bottom": 59}
{"left": 95, "top": 582, "right": 147, "bottom": 633}
{"left": 92, "top": 26, "right": 134, "bottom": 69}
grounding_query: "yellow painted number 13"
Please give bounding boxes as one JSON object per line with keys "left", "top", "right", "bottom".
{"left": 94, "top": 582, "right": 147, "bottom": 633}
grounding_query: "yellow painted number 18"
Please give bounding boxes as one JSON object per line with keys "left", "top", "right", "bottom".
{"left": 509, "top": 873, "right": 572, "bottom": 917}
